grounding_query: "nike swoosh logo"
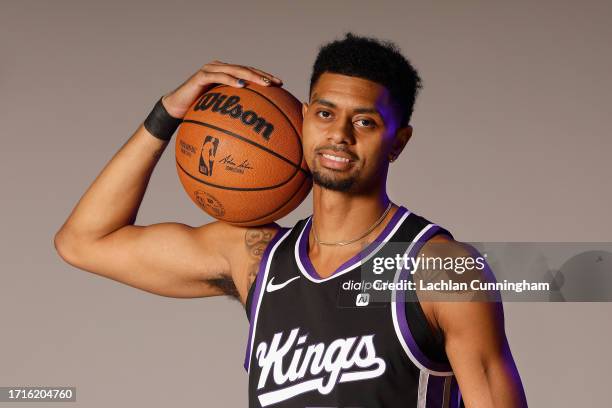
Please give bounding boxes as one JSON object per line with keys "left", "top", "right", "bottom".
{"left": 266, "top": 276, "right": 301, "bottom": 293}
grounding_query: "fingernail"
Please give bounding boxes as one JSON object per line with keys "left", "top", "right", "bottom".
{"left": 237, "top": 79, "right": 246, "bottom": 87}
{"left": 261, "top": 76, "right": 271, "bottom": 85}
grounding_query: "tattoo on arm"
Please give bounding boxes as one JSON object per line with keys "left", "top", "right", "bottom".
{"left": 202, "top": 228, "right": 275, "bottom": 305}
{"left": 244, "top": 228, "right": 274, "bottom": 298}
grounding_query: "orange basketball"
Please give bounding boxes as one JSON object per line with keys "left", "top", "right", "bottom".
{"left": 175, "top": 83, "right": 312, "bottom": 226}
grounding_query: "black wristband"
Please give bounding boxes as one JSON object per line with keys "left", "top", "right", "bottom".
{"left": 143, "top": 97, "right": 182, "bottom": 141}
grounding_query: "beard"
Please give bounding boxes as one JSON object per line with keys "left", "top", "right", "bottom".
{"left": 312, "top": 168, "right": 358, "bottom": 192}
{"left": 309, "top": 145, "right": 362, "bottom": 192}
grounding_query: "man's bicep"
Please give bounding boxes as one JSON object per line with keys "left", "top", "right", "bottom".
{"left": 62, "top": 221, "right": 235, "bottom": 298}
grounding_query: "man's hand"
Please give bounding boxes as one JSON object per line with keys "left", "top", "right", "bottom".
{"left": 161, "top": 60, "right": 283, "bottom": 119}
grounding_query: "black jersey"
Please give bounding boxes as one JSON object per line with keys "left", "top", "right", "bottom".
{"left": 244, "top": 205, "right": 464, "bottom": 407}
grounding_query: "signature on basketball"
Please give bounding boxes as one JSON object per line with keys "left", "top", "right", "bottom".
{"left": 253, "top": 328, "right": 386, "bottom": 406}
{"left": 219, "top": 154, "right": 254, "bottom": 174}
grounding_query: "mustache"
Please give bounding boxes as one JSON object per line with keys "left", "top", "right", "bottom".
{"left": 314, "top": 145, "right": 359, "bottom": 161}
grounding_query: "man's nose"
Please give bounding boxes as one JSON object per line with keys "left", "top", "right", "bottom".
{"left": 328, "top": 118, "right": 354, "bottom": 144}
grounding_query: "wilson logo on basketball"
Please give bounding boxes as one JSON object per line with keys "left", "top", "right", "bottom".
{"left": 194, "top": 92, "right": 275, "bottom": 140}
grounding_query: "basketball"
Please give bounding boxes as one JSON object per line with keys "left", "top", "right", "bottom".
{"left": 175, "top": 83, "right": 312, "bottom": 226}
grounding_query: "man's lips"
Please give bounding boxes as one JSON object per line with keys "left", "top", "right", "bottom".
{"left": 316, "top": 149, "right": 357, "bottom": 170}
{"left": 316, "top": 149, "right": 356, "bottom": 162}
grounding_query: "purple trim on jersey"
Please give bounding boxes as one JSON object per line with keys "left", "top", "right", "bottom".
{"left": 297, "top": 206, "right": 409, "bottom": 280}
{"left": 425, "top": 375, "right": 446, "bottom": 407}
{"left": 425, "top": 375, "right": 462, "bottom": 408}
{"left": 243, "top": 228, "right": 290, "bottom": 371}
{"left": 395, "top": 224, "right": 454, "bottom": 373}
{"left": 451, "top": 376, "right": 462, "bottom": 408}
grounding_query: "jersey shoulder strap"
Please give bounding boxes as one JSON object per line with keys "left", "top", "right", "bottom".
{"left": 395, "top": 210, "right": 455, "bottom": 367}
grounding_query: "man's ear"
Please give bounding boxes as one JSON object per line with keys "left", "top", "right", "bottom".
{"left": 389, "top": 125, "right": 413, "bottom": 161}
{"left": 302, "top": 102, "right": 309, "bottom": 118}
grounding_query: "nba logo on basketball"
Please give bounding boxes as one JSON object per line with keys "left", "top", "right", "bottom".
{"left": 199, "top": 135, "right": 219, "bottom": 176}
{"left": 356, "top": 293, "right": 370, "bottom": 306}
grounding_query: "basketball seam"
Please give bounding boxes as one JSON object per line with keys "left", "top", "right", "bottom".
{"left": 176, "top": 157, "right": 307, "bottom": 192}
{"left": 232, "top": 173, "right": 311, "bottom": 225}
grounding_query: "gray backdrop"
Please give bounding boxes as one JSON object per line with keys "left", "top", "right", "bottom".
{"left": 1, "top": 0, "right": 611, "bottom": 406}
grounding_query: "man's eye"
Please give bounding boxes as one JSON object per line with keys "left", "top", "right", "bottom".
{"left": 355, "top": 119, "right": 375, "bottom": 128}
{"left": 316, "top": 110, "right": 331, "bottom": 119}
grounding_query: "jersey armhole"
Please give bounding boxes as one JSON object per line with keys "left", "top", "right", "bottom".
{"left": 405, "top": 294, "right": 449, "bottom": 365}
{"left": 405, "top": 228, "right": 454, "bottom": 365}
{"left": 245, "top": 277, "right": 256, "bottom": 321}
{"left": 243, "top": 226, "right": 293, "bottom": 372}
{"left": 244, "top": 226, "right": 290, "bottom": 322}
{"left": 396, "top": 224, "right": 456, "bottom": 373}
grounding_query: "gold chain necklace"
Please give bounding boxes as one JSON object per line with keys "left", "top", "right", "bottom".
{"left": 312, "top": 202, "right": 393, "bottom": 247}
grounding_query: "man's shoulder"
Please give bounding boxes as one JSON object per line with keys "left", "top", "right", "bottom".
{"left": 419, "top": 233, "right": 476, "bottom": 262}
{"left": 401, "top": 206, "right": 455, "bottom": 242}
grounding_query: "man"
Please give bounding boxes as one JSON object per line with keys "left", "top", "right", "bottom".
{"left": 54, "top": 33, "right": 528, "bottom": 407}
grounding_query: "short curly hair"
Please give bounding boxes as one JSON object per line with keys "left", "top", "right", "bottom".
{"left": 309, "top": 32, "right": 422, "bottom": 128}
